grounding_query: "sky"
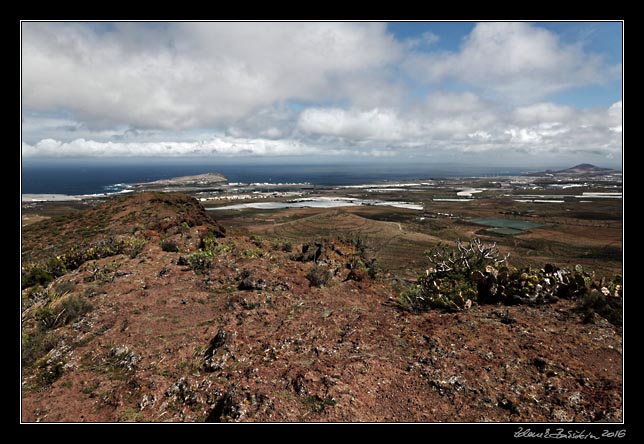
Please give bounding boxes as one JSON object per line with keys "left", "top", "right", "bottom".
{"left": 21, "top": 21, "right": 623, "bottom": 168}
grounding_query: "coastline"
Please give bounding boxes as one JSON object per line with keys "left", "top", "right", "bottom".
{"left": 22, "top": 193, "right": 83, "bottom": 202}
{"left": 21, "top": 190, "right": 133, "bottom": 202}
{"left": 21, "top": 165, "right": 622, "bottom": 204}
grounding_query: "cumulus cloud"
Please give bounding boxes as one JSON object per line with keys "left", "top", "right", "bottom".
{"left": 225, "top": 105, "right": 298, "bottom": 140}
{"left": 21, "top": 22, "right": 622, "bottom": 163}
{"left": 513, "top": 103, "right": 575, "bottom": 124}
{"left": 423, "top": 91, "right": 488, "bottom": 114}
{"left": 607, "top": 101, "right": 622, "bottom": 133}
{"left": 404, "top": 22, "right": 611, "bottom": 102}
{"left": 298, "top": 108, "right": 407, "bottom": 140}
{"left": 22, "top": 22, "right": 402, "bottom": 130}
{"left": 295, "top": 97, "right": 622, "bottom": 158}
{"left": 405, "top": 31, "right": 440, "bottom": 49}
{"left": 500, "top": 100, "right": 622, "bottom": 156}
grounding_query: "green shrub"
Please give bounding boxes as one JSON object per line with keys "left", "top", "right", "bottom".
{"left": 340, "top": 235, "right": 367, "bottom": 255}
{"left": 243, "top": 248, "right": 263, "bottom": 259}
{"left": 303, "top": 395, "right": 336, "bottom": 413}
{"left": 39, "top": 360, "right": 65, "bottom": 386}
{"left": 24, "top": 285, "right": 47, "bottom": 309}
{"left": 307, "top": 265, "right": 331, "bottom": 287}
{"left": 59, "top": 295, "right": 93, "bottom": 325}
{"left": 216, "top": 242, "right": 234, "bottom": 254}
{"left": 123, "top": 237, "right": 146, "bottom": 258}
{"left": 22, "top": 330, "right": 59, "bottom": 367}
{"left": 367, "top": 259, "right": 380, "bottom": 279}
{"left": 46, "top": 257, "right": 68, "bottom": 278}
{"left": 200, "top": 229, "right": 220, "bottom": 252}
{"left": 35, "top": 295, "right": 93, "bottom": 330}
{"left": 346, "top": 256, "right": 379, "bottom": 281}
{"left": 272, "top": 240, "right": 293, "bottom": 253}
{"left": 250, "top": 234, "right": 264, "bottom": 248}
{"left": 90, "top": 346, "right": 141, "bottom": 381}
{"left": 577, "top": 286, "right": 622, "bottom": 327}
{"left": 22, "top": 265, "right": 54, "bottom": 289}
{"left": 484, "top": 265, "right": 589, "bottom": 304}
{"left": 397, "top": 283, "right": 423, "bottom": 308}
{"left": 161, "top": 239, "right": 179, "bottom": 252}
{"left": 35, "top": 305, "right": 58, "bottom": 329}
{"left": 117, "top": 407, "right": 145, "bottom": 422}
{"left": 186, "top": 250, "right": 213, "bottom": 274}
{"left": 54, "top": 280, "right": 76, "bottom": 297}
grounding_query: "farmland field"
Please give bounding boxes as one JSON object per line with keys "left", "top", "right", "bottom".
{"left": 22, "top": 174, "right": 622, "bottom": 279}
{"left": 205, "top": 176, "right": 622, "bottom": 279}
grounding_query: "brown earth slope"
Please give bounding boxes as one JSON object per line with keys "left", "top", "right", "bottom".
{"left": 21, "top": 193, "right": 622, "bottom": 422}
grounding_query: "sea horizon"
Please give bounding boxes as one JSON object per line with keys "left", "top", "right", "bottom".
{"left": 21, "top": 162, "right": 541, "bottom": 196}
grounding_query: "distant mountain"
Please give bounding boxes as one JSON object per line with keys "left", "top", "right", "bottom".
{"left": 526, "top": 164, "right": 619, "bottom": 177}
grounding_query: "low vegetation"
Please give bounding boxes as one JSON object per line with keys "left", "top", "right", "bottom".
{"left": 243, "top": 248, "right": 264, "bottom": 259}
{"left": 174, "top": 228, "right": 232, "bottom": 274}
{"left": 577, "top": 285, "right": 622, "bottom": 326}
{"left": 22, "top": 329, "right": 60, "bottom": 367}
{"left": 399, "top": 238, "right": 622, "bottom": 326}
{"left": 92, "top": 346, "right": 141, "bottom": 377}
{"left": 35, "top": 294, "right": 93, "bottom": 330}
{"left": 22, "top": 236, "right": 146, "bottom": 289}
{"left": 346, "top": 256, "right": 379, "bottom": 281}
{"left": 182, "top": 250, "right": 214, "bottom": 274}
{"left": 23, "top": 287, "right": 94, "bottom": 373}
{"left": 399, "top": 239, "right": 508, "bottom": 311}
{"left": 272, "top": 239, "right": 293, "bottom": 252}
{"left": 200, "top": 228, "right": 223, "bottom": 251}
{"left": 161, "top": 239, "right": 180, "bottom": 252}
{"left": 306, "top": 265, "right": 332, "bottom": 287}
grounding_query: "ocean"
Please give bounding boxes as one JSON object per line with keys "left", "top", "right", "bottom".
{"left": 21, "top": 162, "right": 526, "bottom": 196}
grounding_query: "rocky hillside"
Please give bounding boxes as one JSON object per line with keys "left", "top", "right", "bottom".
{"left": 21, "top": 193, "right": 622, "bottom": 422}
{"left": 21, "top": 192, "right": 224, "bottom": 263}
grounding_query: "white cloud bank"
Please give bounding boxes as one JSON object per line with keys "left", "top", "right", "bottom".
{"left": 22, "top": 99, "right": 621, "bottom": 160}
{"left": 21, "top": 22, "right": 622, "bottom": 162}
{"left": 21, "top": 136, "right": 338, "bottom": 158}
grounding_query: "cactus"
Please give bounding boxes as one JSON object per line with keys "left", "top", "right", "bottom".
{"left": 399, "top": 238, "right": 622, "bottom": 319}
